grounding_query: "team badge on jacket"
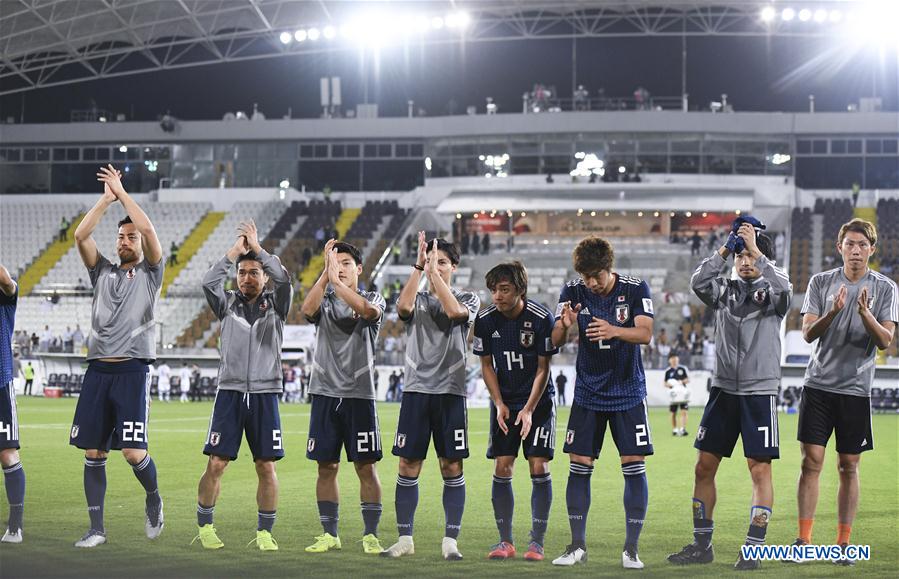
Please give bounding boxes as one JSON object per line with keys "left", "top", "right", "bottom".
{"left": 126, "top": 269, "right": 136, "bottom": 280}
{"left": 615, "top": 304, "right": 630, "bottom": 323}
{"left": 520, "top": 330, "right": 535, "bottom": 348}
{"left": 751, "top": 288, "right": 768, "bottom": 305}
{"left": 259, "top": 300, "right": 268, "bottom": 311}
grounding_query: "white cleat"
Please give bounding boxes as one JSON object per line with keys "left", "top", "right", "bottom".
{"left": 74, "top": 529, "right": 107, "bottom": 548}
{"left": 623, "top": 549, "right": 644, "bottom": 569}
{"left": 553, "top": 545, "right": 588, "bottom": 566}
{"left": 1, "top": 528, "right": 22, "bottom": 544}
{"left": 442, "top": 537, "right": 463, "bottom": 561}
{"left": 380, "top": 535, "right": 415, "bottom": 558}
{"left": 145, "top": 498, "right": 164, "bottom": 540}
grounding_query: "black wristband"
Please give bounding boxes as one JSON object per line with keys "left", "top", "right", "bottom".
{"left": 413, "top": 264, "right": 424, "bottom": 271}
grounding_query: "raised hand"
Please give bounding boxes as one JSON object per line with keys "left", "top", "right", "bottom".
{"left": 426, "top": 238, "right": 439, "bottom": 276}
{"left": 416, "top": 231, "right": 427, "bottom": 269}
{"left": 737, "top": 223, "right": 759, "bottom": 255}
{"left": 97, "top": 164, "right": 125, "bottom": 201}
{"left": 857, "top": 286, "right": 870, "bottom": 315}
{"left": 830, "top": 284, "right": 847, "bottom": 315}
{"left": 237, "top": 219, "right": 262, "bottom": 253}
{"left": 559, "top": 301, "right": 582, "bottom": 329}
{"left": 326, "top": 246, "right": 343, "bottom": 286}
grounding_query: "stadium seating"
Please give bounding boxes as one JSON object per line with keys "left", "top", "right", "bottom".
{"left": 876, "top": 198, "right": 899, "bottom": 284}
{"left": 0, "top": 200, "right": 82, "bottom": 277}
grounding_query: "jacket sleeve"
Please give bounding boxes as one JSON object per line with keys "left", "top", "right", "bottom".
{"left": 690, "top": 252, "right": 728, "bottom": 308}
{"left": 202, "top": 256, "right": 233, "bottom": 320}
{"left": 755, "top": 255, "right": 794, "bottom": 317}
{"left": 258, "top": 249, "right": 293, "bottom": 321}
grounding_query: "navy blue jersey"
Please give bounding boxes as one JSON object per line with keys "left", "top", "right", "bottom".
{"left": 0, "top": 283, "right": 17, "bottom": 387}
{"left": 473, "top": 299, "right": 558, "bottom": 406}
{"left": 556, "top": 275, "right": 653, "bottom": 411}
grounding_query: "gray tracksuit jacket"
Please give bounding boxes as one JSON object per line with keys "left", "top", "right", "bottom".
{"left": 690, "top": 252, "right": 793, "bottom": 395}
{"left": 202, "top": 249, "right": 293, "bottom": 394}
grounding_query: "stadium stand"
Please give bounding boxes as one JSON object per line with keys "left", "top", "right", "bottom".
{"left": 0, "top": 200, "right": 82, "bottom": 281}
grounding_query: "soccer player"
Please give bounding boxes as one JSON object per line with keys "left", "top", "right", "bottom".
{"left": 664, "top": 354, "right": 690, "bottom": 436}
{"left": 794, "top": 218, "right": 897, "bottom": 563}
{"left": 69, "top": 165, "right": 164, "bottom": 548}
{"left": 0, "top": 264, "right": 25, "bottom": 544}
{"left": 381, "top": 233, "right": 480, "bottom": 560}
{"left": 668, "top": 221, "right": 791, "bottom": 570}
{"left": 300, "top": 239, "right": 386, "bottom": 555}
{"left": 156, "top": 361, "right": 171, "bottom": 403}
{"left": 195, "top": 221, "right": 292, "bottom": 551}
{"left": 473, "top": 261, "right": 557, "bottom": 561}
{"left": 178, "top": 363, "right": 191, "bottom": 403}
{"left": 550, "top": 236, "right": 654, "bottom": 569}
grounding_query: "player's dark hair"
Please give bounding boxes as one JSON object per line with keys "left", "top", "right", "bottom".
{"left": 485, "top": 261, "right": 528, "bottom": 296}
{"left": 333, "top": 241, "right": 362, "bottom": 265}
{"left": 236, "top": 251, "right": 263, "bottom": 267}
{"left": 668, "top": 352, "right": 679, "bottom": 360}
{"left": 573, "top": 236, "right": 614, "bottom": 276}
{"left": 427, "top": 238, "right": 460, "bottom": 266}
{"left": 756, "top": 233, "right": 775, "bottom": 261}
{"left": 117, "top": 215, "right": 133, "bottom": 229}
{"left": 838, "top": 218, "right": 877, "bottom": 247}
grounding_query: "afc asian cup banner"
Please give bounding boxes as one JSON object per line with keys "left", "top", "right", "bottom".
{"left": 283, "top": 325, "right": 316, "bottom": 353}
{"left": 544, "top": 213, "right": 663, "bottom": 237}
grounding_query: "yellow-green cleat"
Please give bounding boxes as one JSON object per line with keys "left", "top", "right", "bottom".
{"left": 362, "top": 534, "right": 383, "bottom": 554}
{"left": 192, "top": 524, "right": 224, "bottom": 550}
{"left": 247, "top": 530, "right": 278, "bottom": 551}
{"left": 305, "top": 533, "right": 341, "bottom": 553}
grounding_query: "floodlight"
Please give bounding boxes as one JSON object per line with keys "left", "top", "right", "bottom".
{"left": 279, "top": 31, "right": 292, "bottom": 44}
{"left": 308, "top": 27, "right": 321, "bottom": 40}
{"left": 295, "top": 29, "right": 307, "bottom": 42}
{"left": 782, "top": 8, "right": 795, "bottom": 21}
{"left": 798, "top": 9, "right": 812, "bottom": 21}
{"left": 761, "top": 6, "right": 776, "bottom": 22}
{"left": 814, "top": 9, "right": 827, "bottom": 23}
{"left": 323, "top": 26, "right": 336, "bottom": 39}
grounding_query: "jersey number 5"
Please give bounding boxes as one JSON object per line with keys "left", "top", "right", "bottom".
{"left": 273, "top": 429, "right": 283, "bottom": 450}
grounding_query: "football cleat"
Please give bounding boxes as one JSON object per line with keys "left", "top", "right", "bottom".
{"left": 734, "top": 550, "right": 761, "bottom": 570}
{"left": 667, "top": 542, "right": 714, "bottom": 565}
{"left": 247, "top": 530, "right": 278, "bottom": 551}
{"left": 305, "top": 532, "right": 341, "bottom": 553}
{"left": 442, "top": 537, "right": 463, "bottom": 560}
{"left": 832, "top": 543, "right": 855, "bottom": 567}
{"left": 782, "top": 538, "right": 808, "bottom": 564}
{"left": 623, "top": 548, "right": 644, "bottom": 569}
{"left": 524, "top": 541, "right": 544, "bottom": 562}
{"left": 361, "top": 533, "right": 383, "bottom": 554}
{"left": 145, "top": 497, "right": 164, "bottom": 540}
{"left": 552, "top": 545, "right": 587, "bottom": 566}
{"left": 74, "top": 529, "right": 107, "bottom": 548}
{"left": 191, "top": 524, "right": 224, "bottom": 549}
{"left": 1, "top": 528, "right": 22, "bottom": 544}
{"left": 380, "top": 535, "right": 414, "bottom": 558}
{"left": 487, "top": 541, "right": 516, "bottom": 560}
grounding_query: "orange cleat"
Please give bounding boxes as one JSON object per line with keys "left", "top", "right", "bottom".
{"left": 524, "top": 541, "right": 545, "bottom": 562}
{"left": 488, "top": 541, "right": 516, "bottom": 560}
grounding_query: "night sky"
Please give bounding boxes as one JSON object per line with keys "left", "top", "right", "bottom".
{"left": 2, "top": 34, "right": 896, "bottom": 123}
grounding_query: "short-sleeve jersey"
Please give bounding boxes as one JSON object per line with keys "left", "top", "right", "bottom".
{"left": 308, "top": 288, "right": 386, "bottom": 399}
{"left": 0, "top": 283, "right": 17, "bottom": 386}
{"left": 473, "top": 299, "right": 558, "bottom": 406}
{"left": 556, "top": 275, "right": 654, "bottom": 411}
{"left": 401, "top": 289, "right": 480, "bottom": 397}
{"left": 86, "top": 254, "right": 164, "bottom": 361}
{"left": 801, "top": 268, "right": 899, "bottom": 397}
{"left": 664, "top": 365, "right": 689, "bottom": 383}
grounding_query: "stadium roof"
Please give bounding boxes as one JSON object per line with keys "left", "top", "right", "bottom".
{"left": 0, "top": 1, "right": 864, "bottom": 96}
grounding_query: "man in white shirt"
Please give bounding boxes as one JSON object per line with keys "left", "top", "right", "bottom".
{"left": 156, "top": 362, "right": 171, "bottom": 402}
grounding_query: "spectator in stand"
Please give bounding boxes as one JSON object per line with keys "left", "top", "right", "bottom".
{"left": 29, "top": 333, "right": 38, "bottom": 353}
{"left": 656, "top": 329, "right": 671, "bottom": 369}
{"left": 682, "top": 303, "right": 693, "bottom": 325}
{"left": 702, "top": 336, "right": 716, "bottom": 372}
{"left": 59, "top": 216, "right": 70, "bottom": 241}
{"left": 690, "top": 231, "right": 702, "bottom": 256}
{"left": 392, "top": 245, "right": 402, "bottom": 264}
{"left": 405, "top": 234, "right": 415, "bottom": 258}
{"left": 315, "top": 226, "right": 326, "bottom": 250}
{"left": 63, "top": 326, "right": 74, "bottom": 353}
{"left": 387, "top": 371, "right": 399, "bottom": 402}
{"left": 471, "top": 232, "right": 480, "bottom": 255}
{"left": 574, "top": 84, "right": 590, "bottom": 111}
{"left": 461, "top": 232, "right": 470, "bottom": 256}
{"left": 482, "top": 233, "right": 491, "bottom": 255}
{"left": 39, "top": 325, "right": 52, "bottom": 352}
{"left": 302, "top": 246, "right": 313, "bottom": 268}
{"left": 707, "top": 230, "right": 719, "bottom": 251}
{"left": 168, "top": 241, "right": 179, "bottom": 266}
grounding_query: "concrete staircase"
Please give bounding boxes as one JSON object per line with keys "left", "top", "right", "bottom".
{"left": 17, "top": 214, "right": 83, "bottom": 295}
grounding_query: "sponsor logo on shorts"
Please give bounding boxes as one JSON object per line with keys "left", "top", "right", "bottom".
{"left": 307, "top": 438, "right": 315, "bottom": 452}
{"left": 696, "top": 426, "right": 706, "bottom": 441}
{"left": 396, "top": 433, "right": 406, "bottom": 448}
{"left": 566, "top": 429, "right": 575, "bottom": 445}
{"left": 70, "top": 425, "right": 79, "bottom": 438}
{"left": 209, "top": 431, "right": 221, "bottom": 447}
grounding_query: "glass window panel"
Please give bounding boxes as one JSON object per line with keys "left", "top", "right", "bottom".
{"left": 378, "top": 144, "right": 392, "bottom": 157}
{"left": 831, "top": 140, "right": 847, "bottom": 154}
{"left": 866, "top": 139, "right": 882, "bottom": 154}
{"left": 735, "top": 155, "right": 765, "bottom": 174}
{"left": 735, "top": 141, "right": 765, "bottom": 155}
{"left": 670, "top": 155, "right": 699, "bottom": 173}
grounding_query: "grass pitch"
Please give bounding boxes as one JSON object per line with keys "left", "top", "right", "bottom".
{"left": 1, "top": 398, "right": 896, "bottom": 577}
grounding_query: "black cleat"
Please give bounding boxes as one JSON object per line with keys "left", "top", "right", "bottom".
{"left": 667, "top": 542, "right": 714, "bottom": 565}
{"left": 832, "top": 543, "right": 856, "bottom": 566}
{"left": 783, "top": 538, "right": 808, "bottom": 564}
{"left": 735, "top": 551, "right": 761, "bottom": 570}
